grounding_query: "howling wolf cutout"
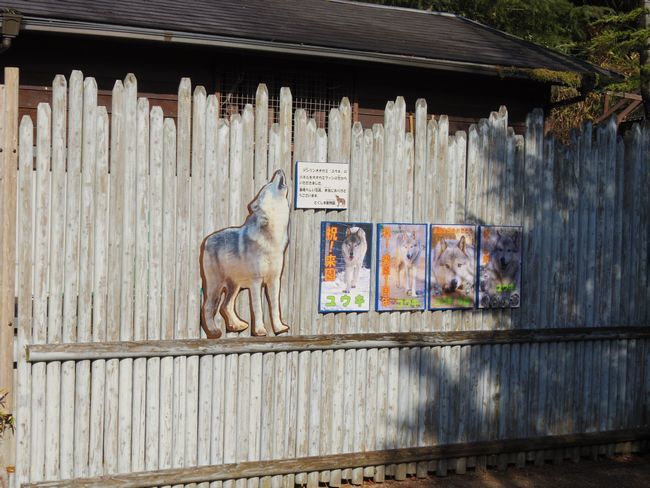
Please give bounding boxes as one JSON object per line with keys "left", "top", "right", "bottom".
{"left": 200, "top": 169, "right": 290, "bottom": 338}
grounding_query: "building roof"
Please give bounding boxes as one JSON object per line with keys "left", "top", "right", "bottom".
{"left": 3, "top": 0, "right": 612, "bottom": 80}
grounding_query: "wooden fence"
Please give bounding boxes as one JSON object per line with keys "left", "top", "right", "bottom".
{"left": 0, "top": 66, "right": 648, "bottom": 487}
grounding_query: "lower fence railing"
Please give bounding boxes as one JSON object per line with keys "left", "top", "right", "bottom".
{"left": 22, "top": 429, "right": 650, "bottom": 488}
{"left": 14, "top": 327, "right": 650, "bottom": 487}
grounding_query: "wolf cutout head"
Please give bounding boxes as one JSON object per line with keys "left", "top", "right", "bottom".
{"left": 248, "top": 169, "right": 289, "bottom": 222}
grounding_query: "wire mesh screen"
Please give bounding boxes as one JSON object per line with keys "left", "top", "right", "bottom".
{"left": 218, "top": 70, "right": 352, "bottom": 129}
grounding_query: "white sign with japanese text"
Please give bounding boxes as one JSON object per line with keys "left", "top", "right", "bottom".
{"left": 294, "top": 161, "right": 349, "bottom": 210}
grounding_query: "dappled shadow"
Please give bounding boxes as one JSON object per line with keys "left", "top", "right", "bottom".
{"left": 364, "top": 104, "right": 647, "bottom": 479}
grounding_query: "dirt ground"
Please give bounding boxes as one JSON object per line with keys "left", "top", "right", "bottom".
{"left": 363, "top": 454, "right": 650, "bottom": 488}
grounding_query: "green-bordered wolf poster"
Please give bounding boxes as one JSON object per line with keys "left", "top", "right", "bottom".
{"left": 429, "top": 224, "right": 477, "bottom": 310}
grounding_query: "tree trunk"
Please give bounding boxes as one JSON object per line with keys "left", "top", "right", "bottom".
{"left": 641, "top": 0, "right": 650, "bottom": 118}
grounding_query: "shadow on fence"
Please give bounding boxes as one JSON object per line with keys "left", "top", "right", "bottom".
{"left": 3, "top": 68, "right": 648, "bottom": 486}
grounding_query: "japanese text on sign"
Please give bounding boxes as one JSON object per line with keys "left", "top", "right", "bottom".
{"left": 295, "top": 161, "right": 349, "bottom": 209}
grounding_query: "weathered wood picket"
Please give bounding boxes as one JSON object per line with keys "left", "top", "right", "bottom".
{"left": 0, "top": 67, "right": 648, "bottom": 487}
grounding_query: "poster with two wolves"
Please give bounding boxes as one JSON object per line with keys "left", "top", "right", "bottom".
{"left": 430, "top": 224, "right": 522, "bottom": 310}
{"left": 478, "top": 225, "right": 522, "bottom": 309}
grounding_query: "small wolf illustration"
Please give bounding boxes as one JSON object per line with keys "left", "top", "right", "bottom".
{"left": 480, "top": 229, "right": 521, "bottom": 293}
{"left": 431, "top": 236, "right": 475, "bottom": 296}
{"left": 395, "top": 230, "right": 422, "bottom": 296}
{"left": 341, "top": 226, "right": 367, "bottom": 293}
{"left": 335, "top": 195, "right": 346, "bottom": 207}
{"left": 200, "top": 169, "right": 290, "bottom": 338}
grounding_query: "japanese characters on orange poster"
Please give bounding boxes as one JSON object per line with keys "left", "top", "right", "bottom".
{"left": 319, "top": 222, "right": 373, "bottom": 313}
{"left": 375, "top": 223, "right": 428, "bottom": 312}
{"left": 478, "top": 225, "right": 522, "bottom": 309}
{"left": 429, "top": 224, "right": 477, "bottom": 310}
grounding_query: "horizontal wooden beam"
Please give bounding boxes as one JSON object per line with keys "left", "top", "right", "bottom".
{"left": 24, "top": 428, "right": 650, "bottom": 487}
{"left": 606, "top": 91, "right": 643, "bottom": 101}
{"left": 25, "top": 326, "right": 650, "bottom": 362}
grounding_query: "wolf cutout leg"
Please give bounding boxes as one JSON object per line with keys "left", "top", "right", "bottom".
{"left": 201, "top": 279, "right": 223, "bottom": 339}
{"left": 250, "top": 280, "right": 268, "bottom": 337}
{"left": 267, "top": 276, "right": 289, "bottom": 335}
{"left": 222, "top": 283, "right": 248, "bottom": 332}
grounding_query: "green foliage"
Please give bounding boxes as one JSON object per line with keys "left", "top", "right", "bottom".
{"left": 0, "top": 389, "right": 13, "bottom": 439}
{"left": 364, "top": 0, "right": 649, "bottom": 128}
{"left": 582, "top": 7, "right": 650, "bottom": 92}
{"left": 367, "top": 0, "right": 612, "bottom": 49}
{"left": 364, "top": 0, "right": 645, "bottom": 84}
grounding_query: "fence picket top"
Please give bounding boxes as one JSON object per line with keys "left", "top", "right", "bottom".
{"left": 631, "top": 124, "right": 648, "bottom": 325}
{"left": 340, "top": 96, "right": 352, "bottom": 161}
{"left": 0, "top": 71, "right": 17, "bottom": 422}
{"left": 93, "top": 106, "right": 110, "bottom": 343}
{"left": 189, "top": 85, "right": 207, "bottom": 342}
{"left": 161, "top": 117, "right": 177, "bottom": 341}
{"left": 120, "top": 71, "right": 138, "bottom": 344}
{"left": 15, "top": 113, "right": 34, "bottom": 487}
{"left": 33, "top": 103, "right": 51, "bottom": 345}
{"left": 61, "top": 70, "right": 84, "bottom": 348}
{"left": 414, "top": 99, "right": 427, "bottom": 223}
{"left": 465, "top": 123, "right": 479, "bottom": 224}
{"left": 370, "top": 123, "right": 384, "bottom": 224}
{"left": 361, "top": 127, "right": 374, "bottom": 217}
{"left": 204, "top": 95, "right": 219, "bottom": 215}
{"left": 291, "top": 108, "right": 308, "bottom": 336}
{"left": 302, "top": 118, "right": 318, "bottom": 337}
{"left": 75, "top": 75, "right": 98, "bottom": 476}
{"left": 404, "top": 130, "right": 415, "bottom": 222}
{"left": 147, "top": 105, "right": 164, "bottom": 341}
{"left": 279, "top": 86, "right": 292, "bottom": 179}
{"left": 254, "top": 83, "right": 269, "bottom": 188}
{"left": 46, "top": 74, "right": 67, "bottom": 346}
{"left": 134, "top": 96, "right": 150, "bottom": 343}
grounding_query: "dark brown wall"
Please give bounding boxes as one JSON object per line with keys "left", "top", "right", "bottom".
{"left": 2, "top": 31, "right": 551, "bottom": 134}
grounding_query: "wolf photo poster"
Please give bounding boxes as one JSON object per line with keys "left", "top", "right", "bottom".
{"left": 376, "top": 223, "right": 428, "bottom": 312}
{"left": 478, "top": 225, "right": 522, "bottom": 309}
{"left": 319, "top": 222, "right": 373, "bottom": 312}
{"left": 429, "top": 224, "right": 477, "bottom": 310}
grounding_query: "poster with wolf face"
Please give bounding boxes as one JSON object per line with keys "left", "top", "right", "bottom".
{"left": 376, "top": 223, "right": 428, "bottom": 312}
{"left": 478, "top": 225, "right": 522, "bottom": 309}
{"left": 429, "top": 224, "right": 477, "bottom": 310}
{"left": 319, "top": 222, "right": 373, "bottom": 313}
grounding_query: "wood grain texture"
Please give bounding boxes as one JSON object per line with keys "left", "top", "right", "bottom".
{"left": 44, "top": 75, "right": 66, "bottom": 480}
{"left": 30, "top": 102, "right": 51, "bottom": 482}
{"left": 24, "top": 429, "right": 650, "bottom": 488}
{"left": 89, "top": 105, "right": 110, "bottom": 477}
{"left": 15, "top": 113, "right": 34, "bottom": 486}
{"left": 26, "top": 328, "right": 650, "bottom": 361}
{"left": 7, "top": 71, "right": 650, "bottom": 486}
{"left": 0, "top": 70, "right": 18, "bottom": 473}
{"left": 61, "top": 70, "right": 84, "bottom": 480}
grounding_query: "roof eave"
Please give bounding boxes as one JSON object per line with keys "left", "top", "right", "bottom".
{"left": 20, "top": 15, "right": 602, "bottom": 82}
